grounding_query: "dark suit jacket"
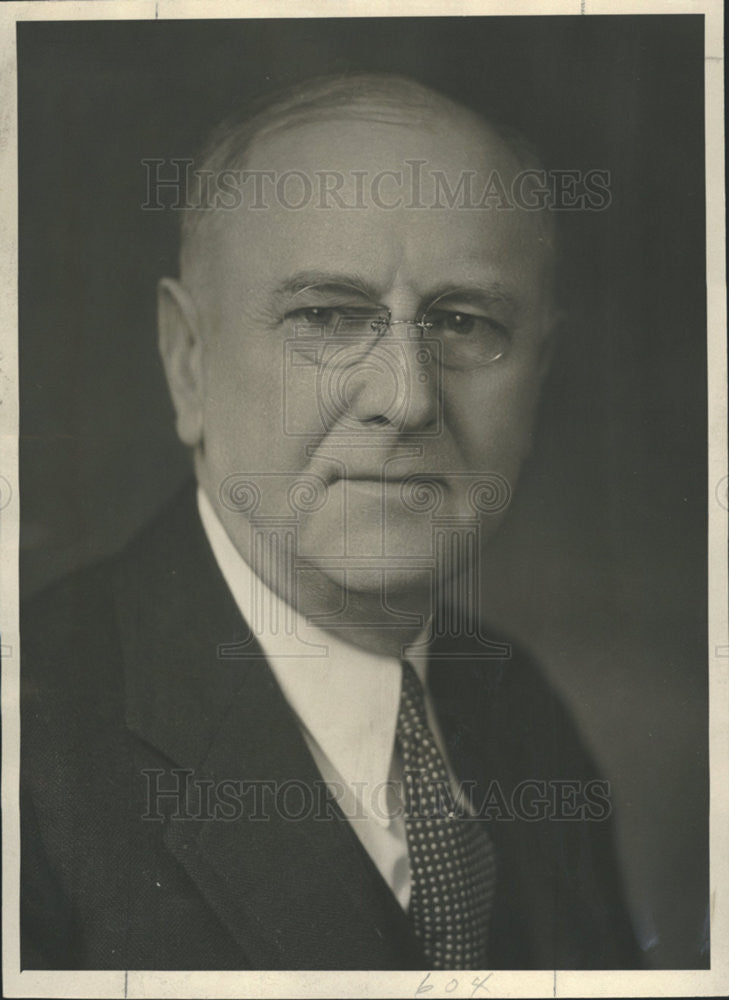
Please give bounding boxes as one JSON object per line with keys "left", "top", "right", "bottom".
{"left": 20, "top": 482, "right": 641, "bottom": 970}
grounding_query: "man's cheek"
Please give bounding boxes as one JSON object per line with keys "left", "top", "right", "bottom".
{"left": 459, "top": 391, "right": 539, "bottom": 470}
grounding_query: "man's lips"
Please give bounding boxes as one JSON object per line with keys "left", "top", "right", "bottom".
{"left": 328, "top": 473, "right": 447, "bottom": 485}
{"left": 306, "top": 453, "right": 449, "bottom": 488}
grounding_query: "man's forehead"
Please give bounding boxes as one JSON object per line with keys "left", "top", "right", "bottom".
{"left": 243, "top": 109, "right": 520, "bottom": 180}
{"left": 207, "top": 159, "right": 550, "bottom": 303}
{"left": 212, "top": 209, "right": 548, "bottom": 312}
{"left": 184, "top": 105, "right": 554, "bottom": 306}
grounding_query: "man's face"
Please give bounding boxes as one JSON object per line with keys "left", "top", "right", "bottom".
{"left": 186, "top": 112, "right": 554, "bottom": 597}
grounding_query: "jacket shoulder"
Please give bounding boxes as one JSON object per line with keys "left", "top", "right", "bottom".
{"left": 23, "top": 556, "right": 117, "bottom": 657}
{"left": 22, "top": 481, "right": 198, "bottom": 686}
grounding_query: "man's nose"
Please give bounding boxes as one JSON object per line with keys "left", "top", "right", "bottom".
{"left": 341, "top": 321, "right": 440, "bottom": 432}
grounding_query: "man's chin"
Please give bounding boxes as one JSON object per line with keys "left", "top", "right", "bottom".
{"left": 318, "top": 564, "right": 433, "bottom": 597}
{"left": 297, "top": 503, "right": 436, "bottom": 561}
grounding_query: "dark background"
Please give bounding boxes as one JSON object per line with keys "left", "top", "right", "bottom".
{"left": 18, "top": 16, "right": 708, "bottom": 968}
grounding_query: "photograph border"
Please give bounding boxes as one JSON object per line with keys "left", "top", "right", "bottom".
{"left": 1, "top": 1, "right": 726, "bottom": 997}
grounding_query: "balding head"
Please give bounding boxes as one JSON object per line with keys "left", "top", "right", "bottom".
{"left": 179, "top": 72, "right": 556, "bottom": 302}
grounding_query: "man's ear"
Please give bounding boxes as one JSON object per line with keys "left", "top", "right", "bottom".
{"left": 157, "top": 278, "right": 206, "bottom": 448}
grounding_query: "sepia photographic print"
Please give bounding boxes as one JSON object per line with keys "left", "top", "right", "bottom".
{"left": 1, "top": 2, "right": 727, "bottom": 998}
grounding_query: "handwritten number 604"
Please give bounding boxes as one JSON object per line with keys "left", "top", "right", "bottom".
{"left": 415, "top": 971, "right": 493, "bottom": 997}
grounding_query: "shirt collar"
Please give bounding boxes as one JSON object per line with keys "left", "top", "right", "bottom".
{"left": 197, "top": 486, "right": 428, "bottom": 827}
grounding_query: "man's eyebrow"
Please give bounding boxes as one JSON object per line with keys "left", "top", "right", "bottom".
{"left": 269, "top": 273, "right": 520, "bottom": 312}
{"left": 271, "top": 271, "right": 381, "bottom": 302}
{"left": 422, "top": 283, "right": 517, "bottom": 309}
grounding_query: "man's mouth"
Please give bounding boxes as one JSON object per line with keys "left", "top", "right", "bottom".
{"left": 328, "top": 472, "right": 447, "bottom": 486}
{"left": 306, "top": 452, "right": 449, "bottom": 491}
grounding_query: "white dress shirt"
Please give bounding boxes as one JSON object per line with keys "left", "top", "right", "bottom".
{"left": 197, "top": 487, "right": 463, "bottom": 911}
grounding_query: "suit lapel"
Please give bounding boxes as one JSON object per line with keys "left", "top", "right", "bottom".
{"left": 428, "top": 645, "right": 542, "bottom": 968}
{"left": 162, "top": 658, "right": 425, "bottom": 969}
{"left": 115, "top": 483, "right": 425, "bottom": 969}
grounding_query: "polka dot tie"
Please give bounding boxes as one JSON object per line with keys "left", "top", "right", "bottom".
{"left": 396, "top": 660, "right": 496, "bottom": 970}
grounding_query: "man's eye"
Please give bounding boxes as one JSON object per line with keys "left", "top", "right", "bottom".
{"left": 445, "top": 312, "right": 478, "bottom": 335}
{"left": 424, "top": 309, "right": 511, "bottom": 368}
{"left": 290, "top": 306, "right": 337, "bottom": 327}
{"left": 428, "top": 310, "right": 504, "bottom": 337}
{"left": 285, "top": 304, "right": 388, "bottom": 338}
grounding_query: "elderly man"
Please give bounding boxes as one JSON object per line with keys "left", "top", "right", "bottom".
{"left": 21, "top": 73, "right": 640, "bottom": 970}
